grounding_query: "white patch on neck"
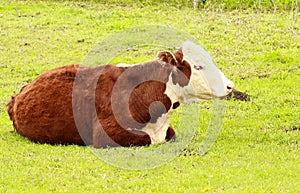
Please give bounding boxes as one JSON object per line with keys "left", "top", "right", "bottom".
{"left": 164, "top": 73, "right": 181, "bottom": 102}
{"left": 141, "top": 73, "right": 181, "bottom": 144}
{"left": 141, "top": 113, "right": 172, "bottom": 144}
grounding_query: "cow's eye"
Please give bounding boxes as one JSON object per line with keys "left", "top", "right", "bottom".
{"left": 194, "top": 65, "right": 203, "bottom": 70}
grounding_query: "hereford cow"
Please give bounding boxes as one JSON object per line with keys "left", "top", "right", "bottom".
{"left": 7, "top": 41, "right": 234, "bottom": 148}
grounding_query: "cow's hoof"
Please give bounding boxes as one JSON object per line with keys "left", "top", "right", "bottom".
{"left": 165, "top": 127, "right": 176, "bottom": 142}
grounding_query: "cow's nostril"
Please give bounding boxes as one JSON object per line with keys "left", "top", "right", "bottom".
{"left": 226, "top": 83, "right": 234, "bottom": 93}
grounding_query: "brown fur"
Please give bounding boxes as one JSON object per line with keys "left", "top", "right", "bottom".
{"left": 8, "top": 65, "right": 85, "bottom": 145}
{"left": 7, "top": 50, "right": 190, "bottom": 147}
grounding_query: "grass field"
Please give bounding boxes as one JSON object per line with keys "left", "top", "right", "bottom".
{"left": 1, "top": 0, "right": 300, "bottom": 192}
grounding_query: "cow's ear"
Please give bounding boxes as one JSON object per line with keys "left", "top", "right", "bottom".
{"left": 157, "top": 51, "right": 178, "bottom": 66}
{"left": 174, "top": 48, "right": 183, "bottom": 63}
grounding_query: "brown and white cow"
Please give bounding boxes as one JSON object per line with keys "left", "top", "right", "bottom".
{"left": 7, "top": 41, "right": 234, "bottom": 147}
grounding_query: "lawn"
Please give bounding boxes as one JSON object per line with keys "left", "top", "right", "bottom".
{"left": 1, "top": 0, "right": 299, "bottom": 192}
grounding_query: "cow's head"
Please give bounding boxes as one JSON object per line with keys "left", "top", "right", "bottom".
{"left": 158, "top": 41, "right": 234, "bottom": 102}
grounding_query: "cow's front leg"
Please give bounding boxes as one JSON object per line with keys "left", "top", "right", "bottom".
{"left": 93, "top": 126, "right": 151, "bottom": 148}
{"left": 117, "top": 129, "right": 152, "bottom": 147}
{"left": 165, "top": 127, "right": 176, "bottom": 142}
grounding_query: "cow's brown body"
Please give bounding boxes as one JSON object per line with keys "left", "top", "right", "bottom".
{"left": 8, "top": 65, "right": 86, "bottom": 145}
{"left": 7, "top": 59, "right": 182, "bottom": 147}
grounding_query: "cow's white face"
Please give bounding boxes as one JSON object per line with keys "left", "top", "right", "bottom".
{"left": 180, "top": 41, "right": 234, "bottom": 102}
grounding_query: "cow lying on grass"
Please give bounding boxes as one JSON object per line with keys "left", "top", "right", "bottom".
{"left": 7, "top": 41, "right": 234, "bottom": 148}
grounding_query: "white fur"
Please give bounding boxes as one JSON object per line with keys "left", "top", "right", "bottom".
{"left": 141, "top": 112, "right": 172, "bottom": 144}
{"left": 179, "top": 41, "right": 234, "bottom": 102}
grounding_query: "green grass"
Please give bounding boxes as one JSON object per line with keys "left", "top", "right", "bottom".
{"left": 1, "top": 0, "right": 300, "bottom": 192}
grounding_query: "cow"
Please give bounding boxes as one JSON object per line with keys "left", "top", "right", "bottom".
{"left": 7, "top": 41, "right": 234, "bottom": 148}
